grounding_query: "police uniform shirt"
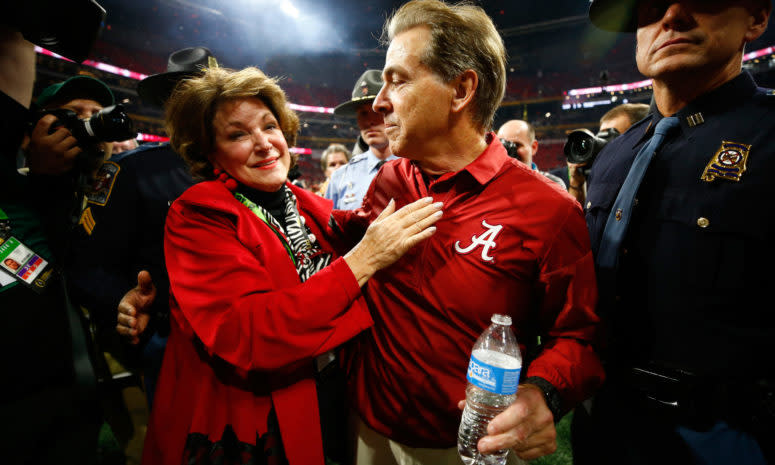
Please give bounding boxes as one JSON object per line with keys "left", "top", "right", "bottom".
{"left": 585, "top": 72, "right": 775, "bottom": 379}
{"left": 68, "top": 142, "right": 196, "bottom": 331}
{"left": 324, "top": 148, "right": 398, "bottom": 210}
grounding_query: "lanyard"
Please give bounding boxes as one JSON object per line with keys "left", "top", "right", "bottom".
{"left": 234, "top": 192, "right": 297, "bottom": 266}
{"left": 0, "top": 207, "right": 9, "bottom": 238}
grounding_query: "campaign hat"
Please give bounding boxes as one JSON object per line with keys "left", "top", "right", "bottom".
{"left": 137, "top": 46, "right": 218, "bottom": 107}
{"left": 333, "top": 69, "right": 384, "bottom": 116}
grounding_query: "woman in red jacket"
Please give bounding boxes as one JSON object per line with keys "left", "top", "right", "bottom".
{"left": 141, "top": 66, "right": 442, "bottom": 465}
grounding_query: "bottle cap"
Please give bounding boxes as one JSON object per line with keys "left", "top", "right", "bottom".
{"left": 491, "top": 314, "right": 512, "bottom": 326}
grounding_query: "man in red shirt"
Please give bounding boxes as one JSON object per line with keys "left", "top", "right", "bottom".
{"left": 333, "top": 1, "right": 605, "bottom": 464}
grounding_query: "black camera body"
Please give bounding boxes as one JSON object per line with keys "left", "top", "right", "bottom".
{"left": 3, "top": 0, "right": 105, "bottom": 63}
{"left": 32, "top": 104, "right": 135, "bottom": 178}
{"left": 563, "top": 127, "right": 621, "bottom": 167}
{"left": 40, "top": 104, "right": 136, "bottom": 146}
{"left": 500, "top": 138, "right": 528, "bottom": 164}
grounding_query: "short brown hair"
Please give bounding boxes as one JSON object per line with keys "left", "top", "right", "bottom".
{"left": 600, "top": 103, "right": 649, "bottom": 128}
{"left": 320, "top": 143, "right": 351, "bottom": 172}
{"left": 165, "top": 66, "right": 300, "bottom": 180}
{"left": 382, "top": 0, "right": 507, "bottom": 131}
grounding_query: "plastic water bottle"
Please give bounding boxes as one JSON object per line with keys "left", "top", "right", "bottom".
{"left": 458, "top": 314, "right": 522, "bottom": 465}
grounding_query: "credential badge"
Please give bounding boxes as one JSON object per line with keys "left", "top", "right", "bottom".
{"left": 700, "top": 141, "right": 751, "bottom": 183}
{"left": 454, "top": 220, "right": 502, "bottom": 262}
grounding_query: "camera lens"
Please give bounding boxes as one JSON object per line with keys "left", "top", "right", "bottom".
{"left": 84, "top": 105, "right": 136, "bottom": 142}
{"left": 564, "top": 129, "right": 596, "bottom": 165}
{"left": 577, "top": 138, "right": 590, "bottom": 154}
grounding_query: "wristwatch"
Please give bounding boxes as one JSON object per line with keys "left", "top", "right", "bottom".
{"left": 524, "top": 376, "right": 563, "bottom": 423}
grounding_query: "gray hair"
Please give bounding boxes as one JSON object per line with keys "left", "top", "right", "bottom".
{"left": 381, "top": 0, "right": 507, "bottom": 131}
{"left": 320, "top": 143, "right": 351, "bottom": 172}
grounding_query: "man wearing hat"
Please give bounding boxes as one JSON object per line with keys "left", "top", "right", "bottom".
{"left": 580, "top": 1, "right": 774, "bottom": 464}
{"left": 26, "top": 74, "right": 115, "bottom": 176}
{"left": 325, "top": 69, "right": 397, "bottom": 210}
{"left": 68, "top": 47, "right": 216, "bottom": 408}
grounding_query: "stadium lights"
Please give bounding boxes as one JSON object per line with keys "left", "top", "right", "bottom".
{"left": 280, "top": 0, "right": 300, "bottom": 19}
{"left": 562, "top": 44, "right": 774, "bottom": 111}
{"left": 564, "top": 44, "right": 774, "bottom": 104}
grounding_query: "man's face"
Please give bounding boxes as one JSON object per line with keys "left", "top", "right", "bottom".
{"left": 324, "top": 151, "right": 348, "bottom": 178}
{"left": 599, "top": 114, "right": 632, "bottom": 135}
{"left": 112, "top": 138, "right": 138, "bottom": 154}
{"left": 60, "top": 98, "right": 103, "bottom": 119}
{"left": 497, "top": 121, "right": 537, "bottom": 167}
{"left": 635, "top": 0, "right": 768, "bottom": 80}
{"left": 373, "top": 26, "right": 455, "bottom": 159}
{"left": 355, "top": 104, "right": 389, "bottom": 151}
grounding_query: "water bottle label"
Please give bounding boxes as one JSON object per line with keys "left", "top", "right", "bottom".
{"left": 466, "top": 353, "right": 521, "bottom": 395}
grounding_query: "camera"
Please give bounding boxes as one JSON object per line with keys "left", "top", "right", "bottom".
{"left": 563, "top": 127, "right": 621, "bottom": 167}
{"left": 31, "top": 104, "right": 135, "bottom": 178}
{"left": 500, "top": 138, "right": 524, "bottom": 162}
{"left": 39, "top": 104, "right": 136, "bottom": 146}
{"left": 3, "top": 0, "right": 105, "bottom": 63}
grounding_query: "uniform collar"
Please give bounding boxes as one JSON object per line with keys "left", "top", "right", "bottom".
{"left": 366, "top": 148, "right": 397, "bottom": 171}
{"left": 641, "top": 72, "right": 757, "bottom": 144}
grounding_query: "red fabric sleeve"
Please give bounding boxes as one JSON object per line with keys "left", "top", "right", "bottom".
{"left": 526, "top": 199, "right": 605, "bottom": 411}
{"left": 164, "top": 201, "right": 373, "bottom": 373}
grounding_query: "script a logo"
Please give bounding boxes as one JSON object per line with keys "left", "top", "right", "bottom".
{"left": 454, "top": 220, "right": 502, "bottom": 262}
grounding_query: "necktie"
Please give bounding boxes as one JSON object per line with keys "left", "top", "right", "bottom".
{"left": 597, "top": 116, "right": 680, "bottom": 270}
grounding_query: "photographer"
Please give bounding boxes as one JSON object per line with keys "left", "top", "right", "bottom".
{"left": 496, "top": 119, "right": 567, "bottom": 188}
{"left": 27, "top": 75, "right": 115, "bottom": 174}
{"left": 0, "top": 1, "right": 109, "bottom": 462}
{"left": 553, "top": 103, "right": 648, "bottom": 204}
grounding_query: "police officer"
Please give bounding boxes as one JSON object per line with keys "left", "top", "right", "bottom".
{"left": 579, "top": 1, "right": 775, "bottom": 464}
{"left": 325, "top": 69, "right": 397, "bottom": 210}
{"left": 68, "top": 47, "right": 218, "bottom": 407}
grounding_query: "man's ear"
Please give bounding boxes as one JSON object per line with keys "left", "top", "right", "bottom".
{"left": 451, "top": 69, "right": 478, "bottom": 114}
{"left": 532, "top": 139, "right": 539, "bottom": 156}
{"left": 744, "top": 3, "right": 770, "bottom": 43}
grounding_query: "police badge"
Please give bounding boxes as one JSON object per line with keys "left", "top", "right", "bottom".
{"left": 700, "top": 141, "right": 751, "bottom": 182}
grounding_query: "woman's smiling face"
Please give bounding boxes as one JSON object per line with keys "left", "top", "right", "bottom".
{"left": 210, "top": 97, "right": 291, "bottom": 192}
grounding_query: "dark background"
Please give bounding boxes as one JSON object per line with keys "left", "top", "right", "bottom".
{"left": 33, "top": 0, "right": 775, "bottom": 185}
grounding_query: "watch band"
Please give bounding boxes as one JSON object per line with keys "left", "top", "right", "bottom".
{"left": 524, "top": 376, "right": 563, "bottom": 423}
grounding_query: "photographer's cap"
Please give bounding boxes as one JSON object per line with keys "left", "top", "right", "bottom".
{"left": 588, "top": 0, "right": 639, "bottom": 33}
{"left": 137, "top": 46, "right": 218, "bottom": 108}
{"left": 334, "top": 69, "right": 384, "bottom": 116}
{"left": 36, "top": 75, "right": 115, "bottom": 109}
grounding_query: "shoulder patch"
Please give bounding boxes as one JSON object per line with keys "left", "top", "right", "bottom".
{"left": 700, "top": 141, "right": 751, "bottom": 183}
{"left": 86, "top": 161, "right": 121, "bottom": 206}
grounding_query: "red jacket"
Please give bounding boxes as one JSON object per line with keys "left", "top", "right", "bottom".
{"left": 334, "top": 134, "right": 605, "bottom": 447}
{"left": 142, "top": 180, "right": 373, "bottom": 464}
